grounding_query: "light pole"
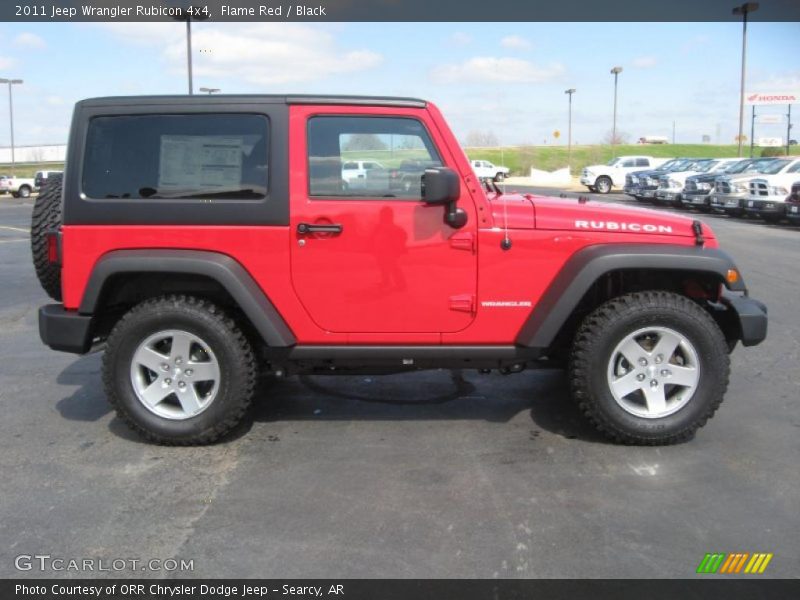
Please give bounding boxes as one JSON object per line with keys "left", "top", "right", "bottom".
{"left": 564, "top": 88, "right": 576, "bottom": 171}
{"left": 733, "top": 2, "right": 759, "bottom": 157}
{"left": 172, "top": 8, "right": 209, "bottom": 95}
{"left": 610, "top": 66, "right": 623, "bottom": 154}
{"left": 0, "top": 78, "right": 23, "bottom": 175}
{"left": 199, "top": 87, "right": 220, "bottom": 94}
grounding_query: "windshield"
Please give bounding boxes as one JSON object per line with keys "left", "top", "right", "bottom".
{"left": 723, "top": 159, "right": 755, "bottom": 174}
{"left": 761, "top": 159, "right": 791, "bottom": 175}
{"left": 694, "top": 160, "right": 719, "bottom": 173}
{"left": 666, "top": 160, "right": 692, "bottom": 172}
{"left": 606, "top": 158, "right": 622, "bottom": 166}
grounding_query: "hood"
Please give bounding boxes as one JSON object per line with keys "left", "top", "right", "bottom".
{"left": 490, "top": 193, "right": 714, "bottom": 239}
{"left": 689, "top": 172, "right": 722, "bottom": 183}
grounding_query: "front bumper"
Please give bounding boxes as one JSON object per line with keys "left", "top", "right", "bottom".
{"left": 786, "top": 203, "right": 800, "bottom": 221}
{"left": 639, "top": 187, "right": 657, "bottom": 199}
{"left": 744, "top": 198, "right": 786, "bottom": 215}
{"left": 39, "top": 304, "right": 93, "bottom": 354}
{"left": 580, "top": 175, "right": 594, "bottom": 186}
{"left": 655, "top": 189, "right": 681, "bottom": 202}
{"left": 719, "top": 293, "right": 768, "bottom": 347}
{"left": 683, "top": 192, "right": 712, "bottom": 206}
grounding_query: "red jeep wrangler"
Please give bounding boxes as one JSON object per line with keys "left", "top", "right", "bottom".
{"left": 33, "top": 95, "right": 767, "bottom": 445}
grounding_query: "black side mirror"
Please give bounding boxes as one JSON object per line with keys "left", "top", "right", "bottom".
{"left": 422, "top": 167, "right": 467, "bottom": 229}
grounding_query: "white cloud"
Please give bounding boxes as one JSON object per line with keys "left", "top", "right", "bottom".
{"left": 632, "top": 56, "right": 657, "bottom": 69}
{"left": 449, "top": 32, "right": 473, "bottom": 46}
{"left": 431, "top": 57, "right": 564, "bottom": 84}
{"left": 98, "top": 23, "right": 382, "bottom": 86}
{"left": 13, "top": 32, "right": 46, "bottom": 49}
{"left": 0, "top": 56, "right": 15, "bottom": 70}
{"left": 500, "top": 35, "right": 531, "bottom": 50}
{"left": 751, "top": 72, "right": 800, "bottom": 91}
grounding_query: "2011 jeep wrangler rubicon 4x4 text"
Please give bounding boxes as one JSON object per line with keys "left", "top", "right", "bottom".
{"left": 33, "top": 95, "right": 767, "bottom": 446}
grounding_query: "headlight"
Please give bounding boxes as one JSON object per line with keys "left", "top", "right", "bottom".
{"left": 734, "top": 183, "right": 748, "bottom": 193}
{"left": 668, "top": 179, "right": 682, "bottom": 188}
{"left": 697, "top": 182, "right": 712, "bottom": 191}
{"left": 769, "top": 186, "right": 788, "bottom": 196}
{"left": 648, "top": 178, "right": 659, "bottom": 186}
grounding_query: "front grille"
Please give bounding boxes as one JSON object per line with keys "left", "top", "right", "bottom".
{"left": 685, "top": 180, "right": 698, "bottom": 192}
{"left": 716, "top": 181, "right": 731, "bottom": 194}
{"left": 749, "top": 181, "right": 769, "bottom": 196}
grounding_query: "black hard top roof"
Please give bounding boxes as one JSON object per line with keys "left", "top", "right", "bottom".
{"left": 77, "top": 94, "right": 427, "bottom": 108}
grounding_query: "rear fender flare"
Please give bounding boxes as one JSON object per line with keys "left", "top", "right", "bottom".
{"left": 79, "top": 249, "right": 296, "bottom": 347}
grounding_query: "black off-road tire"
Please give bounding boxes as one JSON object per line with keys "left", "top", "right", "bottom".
{"left": 569, "top": 291, "right": 730, "bottom": 445}
{"left": 30, "top": 173, "right": 63, "bottom": 301}
{"left": 103, "top": 295, "right": 257, "bottom": 445}
{"left": 494, "top": 172, "right": 505, "bottom": 182}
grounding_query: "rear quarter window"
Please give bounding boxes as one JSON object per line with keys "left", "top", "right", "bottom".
{"left": 82, "top": 114, "right": 269, "bottom": 200}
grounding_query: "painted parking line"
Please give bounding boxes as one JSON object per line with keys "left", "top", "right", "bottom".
{"left": 0, "top": 225, "right": 30, "bottom": 233}
{"left": 0, "top": 238, "right": 29, "bottom": 244}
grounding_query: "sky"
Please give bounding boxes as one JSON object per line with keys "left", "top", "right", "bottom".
{"left": 0, "top": 20, "right": 798, "bottom": 148}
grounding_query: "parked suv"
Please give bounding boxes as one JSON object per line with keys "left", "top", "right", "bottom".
{"left": 744, "top": 158, "right": 800, "bottom": 223}
{"left": 581, "top": 155, "right": 668, "bottom": 194}
{"left": 33, "top": 94, "right": 766, "bottom": 446}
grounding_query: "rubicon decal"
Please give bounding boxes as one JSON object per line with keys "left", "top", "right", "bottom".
{"left": 575, "top": 220, "right": 673, "bottom": 233}
{"left": 696, "top": 552, "right": 773, "bottom": 574}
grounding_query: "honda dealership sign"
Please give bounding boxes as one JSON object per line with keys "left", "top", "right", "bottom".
{"left": 745, "top": 91, "right": 799, "bottom": 105}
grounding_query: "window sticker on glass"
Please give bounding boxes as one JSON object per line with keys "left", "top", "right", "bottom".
{"left": 158, "top": 136, "right": 244, "bottom": 192}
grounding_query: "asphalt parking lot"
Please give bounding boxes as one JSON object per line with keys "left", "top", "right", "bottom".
{"left": 1, "top": 191, "right": 797, "bottom": 579}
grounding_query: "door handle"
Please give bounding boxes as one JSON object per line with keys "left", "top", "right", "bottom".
{"left": 297, "top": 223, "right": 343, "bottom": 235}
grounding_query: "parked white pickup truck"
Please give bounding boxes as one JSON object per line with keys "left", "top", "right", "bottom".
{"left": 581, "top": 155, "right": 670, "bottom": 194}
{"left": 744, "top": 157, "right": 800, "bottom": 223}
{"left": 470, "top": 160, "right": 510, "bottom": 182}
{"left": 0, "top": 176, "right": 36, "bottom": 198}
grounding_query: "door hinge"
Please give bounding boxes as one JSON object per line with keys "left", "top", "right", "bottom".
{"left": 449, "top": 294, "right": 476, "bottom": 313}
{"left": 449, "top": 231, "right": 475, "bottom": 253}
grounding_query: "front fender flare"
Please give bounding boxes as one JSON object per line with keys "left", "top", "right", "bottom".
{"left": 515, "top": 244, "right": 746, "bottom": 349}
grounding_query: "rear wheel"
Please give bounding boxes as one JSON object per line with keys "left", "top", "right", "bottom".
{"left": 30, "top": 173, "right": 63, "bottom": 301}
{"left": 595, "top": 176, "right": 612, "bottom": 194}
{"left": 103, "top": 295, "right": 257, "bottom": 445}
{"left": 18, "top": 185, "right": 32, "bottom": 199}
{"left": 569, "top": 291, "right": 729, "bottom": 445}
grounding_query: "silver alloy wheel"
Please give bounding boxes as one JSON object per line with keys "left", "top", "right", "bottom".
{"left": 606, "top": 326, "right": 700, "bottom": 419}
{"left": 596, "top": 177, "right": 611, "bottom": 193}
{"left": 129, "top": 329, "right": 220, "bottom": 420}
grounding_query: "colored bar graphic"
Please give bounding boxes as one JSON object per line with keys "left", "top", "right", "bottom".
{"left": 697, "top": 552, "right": 772, "bottom": 574}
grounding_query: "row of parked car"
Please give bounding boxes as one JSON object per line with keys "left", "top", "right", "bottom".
{"left": 580, "top": 154, "right": 800, "bottom": 225}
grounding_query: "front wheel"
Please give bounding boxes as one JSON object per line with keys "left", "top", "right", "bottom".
{"left": 569, "top": 291, "right": 729, "bottom": 445}
{"left": 594, "top": 176, "right": 612, "bottom": 194}
{"left": 494, "top": 172, "right": 505, "bottom": 182}
{"left": 18, "top": 185, "right": 32, "bottom": 199}
{"left": 103, "top": 295, "right": 257, "bottom": 445}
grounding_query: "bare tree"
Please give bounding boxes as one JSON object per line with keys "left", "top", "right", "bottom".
{"left": 602, "top": 130, "right": 630, "bottom": 145}
{"left": 464, "top": 130, "right": 500, "bottom": 147}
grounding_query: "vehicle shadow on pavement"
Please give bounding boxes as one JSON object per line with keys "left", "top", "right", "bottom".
{"left": 53, "top": 358, "right": 606, "bottom": 444}
{"left": 249, "top": 368, "right": 607, "bottom": 444}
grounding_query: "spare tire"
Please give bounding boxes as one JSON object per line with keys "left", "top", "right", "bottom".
{"left": 31, "top": 173, "right": 63, "bottom": 301}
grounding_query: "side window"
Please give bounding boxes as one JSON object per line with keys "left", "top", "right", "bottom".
{"left": 787, "top": 162, "right": 800, "bottom": 174}
{"left": 636, "top": 158, "right": 650, "bottom": 167}
{"left": 622, "top": 159, "right": 636, "bottom": 167}
{"left": 307, "top": 116, "right": 442, "bottom": 199}
{"left": 82, "top": 114, "right": 269, "bottom": 200}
